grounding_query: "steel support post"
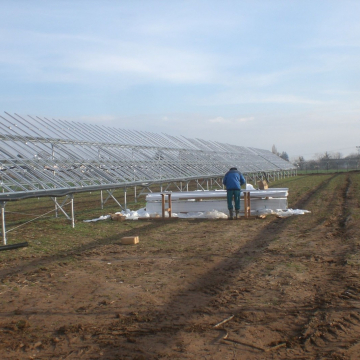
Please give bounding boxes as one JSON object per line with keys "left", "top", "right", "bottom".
{"left": 100, "top": 190, "right": 104, "bottom": 209}
{"left": 134, "top": 186, "right": 137, "bottom": 203}
{"left": 70, "top": 195, "right": 75, "bottom": 228}
{"left": 124, "top": 187, "right": 127, "bottom": 210}
{"left": 181, "top": 181, "right": 189, "bottom": 192}
{"left": 1, "top": 202, "right": 6, "bottom": 245}
{"left": 55, "top": 197, "right": 58, "bottom": 218}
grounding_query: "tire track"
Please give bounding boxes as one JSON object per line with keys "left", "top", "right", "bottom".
{"left": 291, "top": 173, "right": 360, "bottom": 358}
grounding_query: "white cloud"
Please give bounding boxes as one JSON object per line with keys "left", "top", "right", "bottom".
{"left": 208, "top": 116, "right": 254, "bottom": 124}
{"left": 209, "top": 117, "right": 228, "bottom": 124}
{"left": 201, "top": 92, "right": 323, "bottom": 106}
{"left": 236, "top": 117, "right": 254, "bottom": 123}
{"left": 261, "top": 95, "right": 322, "bottom": 105}
{"left": 0, "top": 27, "right": 222, "bottom": 85}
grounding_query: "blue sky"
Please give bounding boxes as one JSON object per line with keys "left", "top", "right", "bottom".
{"left": 1, "top": 0, "right": 359, "bottom": 160}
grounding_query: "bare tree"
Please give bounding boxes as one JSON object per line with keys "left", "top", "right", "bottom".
{"left": 292, "top": 156, "right": 306, "bottom": 169}
{"left": 280, "top": 151, "right": 289, "bottom": 161}
{"left": 345, "top": 152, "right": 360, "bottom": 159}
{"left": 315, "top": 151, "right": 331, "bottom": 161}
{"left": 332, "top": 152, "right": 342, "bottom": 159}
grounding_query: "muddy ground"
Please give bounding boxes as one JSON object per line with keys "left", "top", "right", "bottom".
{"left": 0, "top": 172, "right": 360, "bottom": 360}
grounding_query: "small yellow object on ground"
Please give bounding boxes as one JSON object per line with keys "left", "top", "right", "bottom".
{"left": 121, "top": 236, "right": 139, "bottom": 245}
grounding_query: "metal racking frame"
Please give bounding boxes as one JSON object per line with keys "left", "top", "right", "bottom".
{"left": 0, "top": 112, "right": 295, "bottom": 244}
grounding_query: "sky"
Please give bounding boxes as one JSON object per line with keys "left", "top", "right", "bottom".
{"left": 1, "top": 0, "right": 359, "bottom": 160}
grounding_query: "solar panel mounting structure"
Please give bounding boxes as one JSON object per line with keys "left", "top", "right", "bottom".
{"left": 0, "top": 112, "right": 296, "bottom": 244}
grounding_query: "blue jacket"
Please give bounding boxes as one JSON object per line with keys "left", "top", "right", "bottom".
{"left": 223, "top": 169, "right": 246, "bottom": 190}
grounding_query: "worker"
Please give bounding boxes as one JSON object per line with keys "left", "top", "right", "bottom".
{"left": 223, "top": 167, "right": 246, "bottom": 220}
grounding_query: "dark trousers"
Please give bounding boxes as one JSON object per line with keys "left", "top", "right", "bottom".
{"left": 227, "top": 190, "right": 240, "bottom": 210}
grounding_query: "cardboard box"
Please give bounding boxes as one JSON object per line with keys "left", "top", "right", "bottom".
{"left": 121, "top": 236, "right": 139, "bottom": 245}
{"left": 109, "top": 213, "right": 126, "bottom": 221}
{"left": 257, "top": 180, "right": 268, "bottom": 190}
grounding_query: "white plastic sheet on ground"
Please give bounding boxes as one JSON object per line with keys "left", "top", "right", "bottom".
{"left": 116, "top": 208, "right": 149, "bottom": 220}
{"left": 83, "top": 215, "right": 111, "bottom": 222}
{"left": 256, "top": 208, "right": 311, "bottom": 217}
{"left": 118, "top": 208, "right": 228, "bottom": 219}
{"left": 83, "top": 207, "right": 310, "bottom": 222}
{"left": 273, "top": 209, "right": 311, "bottom": 218}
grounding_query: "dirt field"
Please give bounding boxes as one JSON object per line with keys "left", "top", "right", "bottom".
{"left": 1, "top": 172, "right": 360, "bottom": 360}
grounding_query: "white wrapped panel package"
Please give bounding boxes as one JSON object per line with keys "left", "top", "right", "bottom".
{"left": 146, "top": 189, "right": 288, "bottom": 216}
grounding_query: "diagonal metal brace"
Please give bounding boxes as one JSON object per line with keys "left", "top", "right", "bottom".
{"left": 102, "top": 189, "right": 123, "bottom": 209}
{"left": 51, "top": 195, "right": 72, "bottom": 220}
